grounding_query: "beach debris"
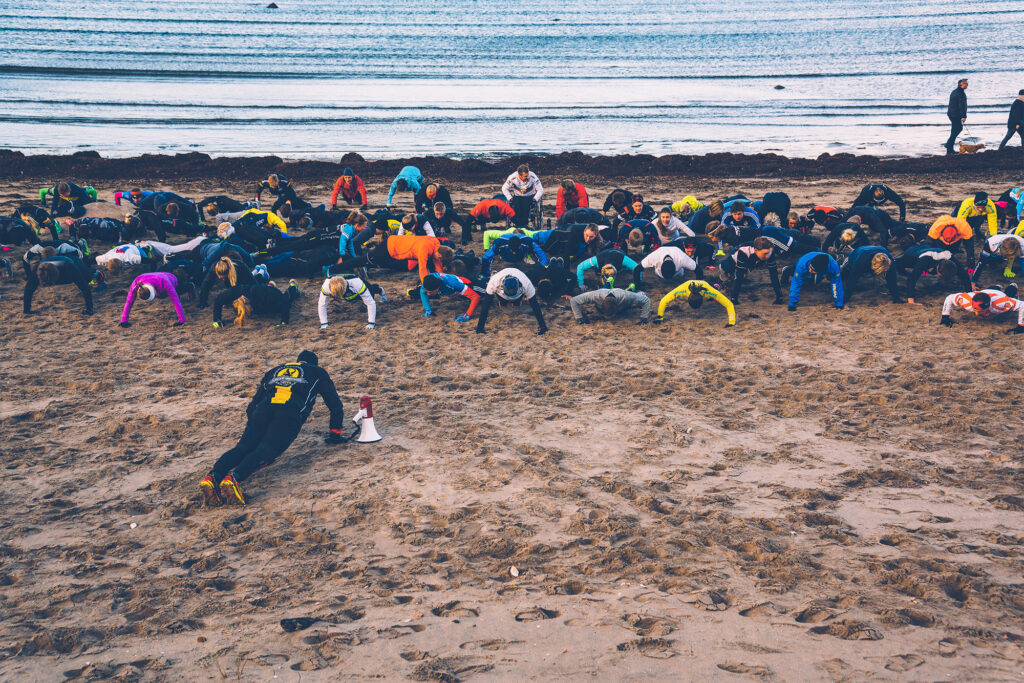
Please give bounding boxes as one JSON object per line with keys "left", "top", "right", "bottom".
{"left": 280, "top": 617, "right": 319, "bottom": 632}
{"left": 774, "top": 84, "right": 785, "bottom": 90}
{"left": 510, "top": 566, "right": 519, "bottom": 577}
{"left": 129, "top": 522, "right": 137, "bottom": 529}
{"left": 267, "top": 2, "right": 279, "bottom": 7}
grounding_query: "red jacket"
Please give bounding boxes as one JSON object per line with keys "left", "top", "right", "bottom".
{"left": 470, "top": 198, "right": 516, "bottom": 221}
{"left": 331, "top": 174, "right": 367, "bottom": 206}
{"left": 556, "top": 182, "right": 589, "bottom": 219}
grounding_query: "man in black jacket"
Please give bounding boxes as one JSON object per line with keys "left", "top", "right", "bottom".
{"left": 998, "top": 89, "right": 1024, "bottom": 150}
{"left": 200, "top": 350, "right": 346, "bottom": 506}
{"left": 945, "top": 78, "right": 968, "bottom": 155}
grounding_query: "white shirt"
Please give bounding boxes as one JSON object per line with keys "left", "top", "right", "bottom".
{"left": 486, "top": 267, "right": 536, "bottom": 301}
{"left": 641, "top": 246, "right": 697, "bottom": 277}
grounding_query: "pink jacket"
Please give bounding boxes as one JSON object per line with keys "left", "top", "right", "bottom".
{"left": 121, "top": 272, "right": 185, "bottom": 323}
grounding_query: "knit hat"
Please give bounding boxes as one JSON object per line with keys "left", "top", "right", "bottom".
{"left": 809, "top": 254, "right": 830, "bottom": 273}
{"left": 659, "top": 257, "right": 676, "bottom": 280}
{"left": 297, "top": 350, "right": 318, "bottom": 365}
{"left": 974, "top": 192, "right": 988, "bottom": 205}
{"left": 343, "top": 167, "right": 354, "bottom": 176}
{"left": 139, "top": 283, "right": 157, "bottom": 302}
{"left": 501, "top": 275, "right": 523, "bottom": 299}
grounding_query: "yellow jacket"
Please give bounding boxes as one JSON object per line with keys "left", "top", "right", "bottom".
{"left": 672, "top": 196, "right": 703, "bottom": 216}
{"left": 656, "top": 280, "right": 735, "bottom": 325}
{"left": 956, "top": 198, "right": 997, "bottom": 236}
{"left": 241, "top": 209, "right": 288, "bottom": 234}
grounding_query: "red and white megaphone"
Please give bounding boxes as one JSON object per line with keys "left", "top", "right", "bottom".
{"left": 353, "top": 395, "right": 382, "bottom": 443}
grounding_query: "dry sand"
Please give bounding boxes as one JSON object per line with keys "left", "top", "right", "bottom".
{"left": 1, "top": 164, "right": 1023, "bottom": 681}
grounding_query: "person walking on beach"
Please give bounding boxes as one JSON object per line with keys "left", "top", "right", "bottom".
{"left": 945, "top": 78, "right": 968, "bottom": 155}
{"left": 998, "top": 90, "right": 1024, "bottom": 150}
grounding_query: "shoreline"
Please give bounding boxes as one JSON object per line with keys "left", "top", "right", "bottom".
{"left": 2, "top": 148, "right": 1020, "bottom": 185}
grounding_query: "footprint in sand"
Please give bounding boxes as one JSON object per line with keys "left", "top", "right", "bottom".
{"left": 616, "top": 638, "right": 676, "bottom": 659}
{"left": 459, "top": 639, "right": 523, "bottom": 651}
{"left": 739, "top": 602, "right": 778, "bottom": 618}
{"left": 885, "top": 654, "right": 924, "bottom": 672}
{"left": 514, "top": 607, "right": 559, "bottom": 622}
{"left": 794, "top": 606, "right": 835, "bottom": 623}
{"left": 622, "top": 614, "right": 675, "bottom": 637}
{"left": 431, "top": 601, "right": 479, "bottom": 619}
{"left": 682, "top": 589, "right": 731, "bottom": 611}
{"left": 810, "top": 620, "right": 883, "bottom": 641}
{"left": 379, "top": 624, "right": 427, "bottom": 639}
{"left": 717, "top": 661, "right": 773, "bottom": 678}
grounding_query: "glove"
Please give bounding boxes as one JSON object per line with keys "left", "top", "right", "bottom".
{"left": 636, "top": 318, "right": 648, "bottom": 325}
{"left": 724, "top": 322, "right": 735, "bottom": 327}
{"left": 365, "top": 323, "right": 375, "bottom": 330}
{"left": 330, "top": 204, "right": 337, "bottom": 211}
{"left": 787, "top": 304, "right": 796, "bottom": 311}
{"left": 454, "top": 314, "right": 470, "bottom": 322}
{"left": 891, "top": 298, "right": 904, "bottom": 304}
{"left": 577, "top": 316, "right": 590, "bottom": 324}
{"left": 119, "top": 321, "right": 131, "bottom": 328}
{"left": 274, "top": 322, "right": 287, "bottom": 327}
{"left": 772, "top": 297, "right": 784, "bottom": 305}
{"left": 627, "top": 283, "right": 636, "bottom": 292}
{"left": 835, "top": 305, "right": 843, "bottom": 310}
{"left": 421, "top": 311, "right": 433, "bottom": 318}
{"left": 320, "top": 323, "right": 329, "bottom": 330}
{"left": 1007, "top": 325, "right": 1024, "bottom": 334}
{"left": 537, "top": 326, "right": 547, "bottom": 336}
{"left": 940, "top": 315, "right": 953, "bottom": 328}
{"left": 197, "top": 302, "right": 208, "bottom": 309}
{"left": 654, "top": 315, "right": 664, "bottom": 324}
{"left": 360, "top": 204, "right": 368, "bottom": 211}
{"left": 325, "top": 431, "right": 344, "bottom": 444}
{"left": 82, "top": 309, "right": 93, "bottom": 316}
{"left": 172, "top": 321, "right": 185, "bottom": 327}
{"left": 212, "top": 321, "right": 222, "bottom": 329}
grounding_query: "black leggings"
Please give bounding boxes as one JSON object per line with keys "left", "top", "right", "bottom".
{"left": 999, "top": 126, "right": 1023, "bottom": 149}
{"left": 211, "top": 405, "right": 303, "bottom": 481}
{"left": 945, "top": 116, "right": 963, "bottom": 151}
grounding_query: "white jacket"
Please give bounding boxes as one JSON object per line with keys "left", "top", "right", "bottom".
{"left": 318, "top": 277, "right": 376, "bottom": 325}
{"left": 502, "top": 172, "right": 543, "bottom": 201}
{"left": 943, "top": 288, "right": 1024, "bottom": 324}
{"left": 486, "top": 267, "right": 536, "bottom": 300}
{"left": 95, "top": 243, "right": 144, "bottom": 266}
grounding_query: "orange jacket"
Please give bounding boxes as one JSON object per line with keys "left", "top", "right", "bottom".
{"left": 387, "top": 234, "right": 442, "bottom": 281}
{"left": 928, "top": 215, "right": 973, "bottom": 245}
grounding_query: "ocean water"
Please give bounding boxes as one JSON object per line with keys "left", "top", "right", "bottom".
{"left": 0, "top": 0, "right": 1022, "bottom": 160}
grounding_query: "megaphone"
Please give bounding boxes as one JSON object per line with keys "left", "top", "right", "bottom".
{"left": 353, "top": 395, "right": 382, "bottom": 443}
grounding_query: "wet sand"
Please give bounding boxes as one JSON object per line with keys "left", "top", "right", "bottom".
{"left": 1, "top": 153, "right": 1023, "bottom": 680}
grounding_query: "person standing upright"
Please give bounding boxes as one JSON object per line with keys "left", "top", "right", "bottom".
{"left": 998, "top": 89, "right": 1024, "bottom": 150}
{"left": 945, "top": 78, "right": 968, "bottom": 156}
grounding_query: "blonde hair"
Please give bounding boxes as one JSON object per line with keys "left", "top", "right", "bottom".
{"left": 233, "top": 296, "right": 252, "bottom": 328}
{"left": 37, "top": 262, "right": 59, "bottom": 286}
{"left": 107, "top": 258, "right": 124, "bottom": 273}
{"left": 999, "top": 239, "right": 1022, "bottom": 258}
{"left": 328, "top": 276, "right": 348, "bottom": 298}
{"left": 763, "top": 212, "right": 781, "bottom": 227}
{"left": 214, "top": 257, "right": 238, "bottom": 286}
{"left": 601, "top": 264, "right": 617, "bottom": 280}
{"left": 20, "top": 213, "right": 38, "bottom": 230}
{"left": 346, "top": 210, "right": 362, "bottom": 224}
{"left": 839, "top": 228, "right": 858, "bottom": 245}
{"left": 41, "top": 246, "right": 57, "bottom": 259}
{"left": 437, "top": 245, "right": 454, "bottom": 269}
{"left": 267, "top": 174, "right": 279, "bottom": 188}
{"left": 870, "top": 252, "right": 891, "bottom": 275}
{"left": 217, "top": 222, "right": 233, "bottom": 239}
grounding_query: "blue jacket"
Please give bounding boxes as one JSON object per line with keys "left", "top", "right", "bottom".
{"left": 337, "top": 224, "right": 359, "bottom": 258}
{"left": 789, "top": 252, "right": 842, "bottom": 307}
{"left": 759, "top": 225, "right": 795, "bottom": 252}
{"left": 481, "top": 234, "right": 548, "bottom": 274}
{"left": 419, "top": 273, "right": 469, "bottom": 314}
{"left": 576, "top": 249, "right": 641, "bottom": 288}
{"left": 387, "top": 166, "right": 424, "bottom": 205}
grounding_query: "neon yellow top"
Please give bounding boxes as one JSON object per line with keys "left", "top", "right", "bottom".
{"left": 956, "top": 198, "right": 998, "bottom": 237}
{"left": 671, "top": 196, "right": 703, "bottom": 216}
{"left": 656, "top": 279, "right": 735, "bottom": 325}
{"left": 482, "top": 227, "right": 536, "bottom": 249}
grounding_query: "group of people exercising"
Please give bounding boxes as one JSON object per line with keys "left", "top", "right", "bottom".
{"left": 5, "top": 167, "right": 1023, "bottom": 505}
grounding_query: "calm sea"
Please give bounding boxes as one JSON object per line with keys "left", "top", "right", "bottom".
{"left": 1, "top": 0, "right": 1021, "bottom": 159}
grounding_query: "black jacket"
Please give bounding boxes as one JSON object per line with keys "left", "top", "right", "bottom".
{"left": 23, "top": 255, "right": 93, "bottom": 313}
{"left": 1009, "top": 98, "right": 1024, "bottom": 128}
{"left": 947, "top": 86, "right": 967, "bottom": 120}
{"left": 213, "top": 284, "right": 296, "bottom": 325}
{"left": 414, "top": 185, "right": 454, "bottom": 214}
{"left": 248, "top": 361, "right": 344, "bottom": 429}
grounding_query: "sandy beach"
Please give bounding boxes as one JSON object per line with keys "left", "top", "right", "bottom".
{"left": 1, "top": 151, "right": 1023, "bottom": 681}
